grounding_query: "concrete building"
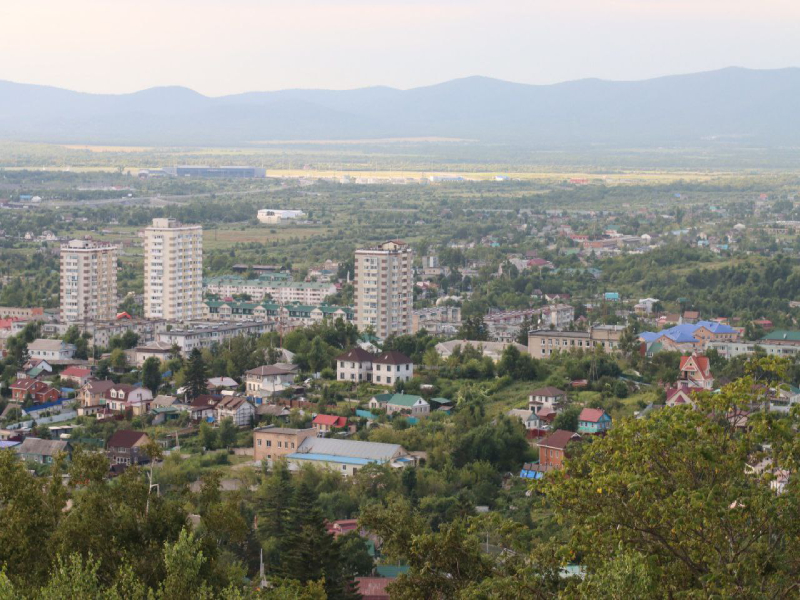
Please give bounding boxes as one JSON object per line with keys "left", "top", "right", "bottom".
{"left": 143, "top": 218, "right": 203, "bottom": 320}
{"left": 257, "top": 209, "right": 305, "bottom": 224}
{"left": 253, "top": 425, "right": 316, "bottom": 464}
{"left": 60, "top": 239, "right": 118, "bottom": 323}
{"left": 411, "top": 305, "right": 461, "bottom": 335}
{"left": 354, "top": 241, "right": 413, "bottom": 338}
{"left": 204, "top": 274, "right": 336, "bottom": 305}
{"left": 528, "top": 326, "right": 624, "bottom": 357}
{"left": 156, "top": 321, "right": 273, "bottom": 356}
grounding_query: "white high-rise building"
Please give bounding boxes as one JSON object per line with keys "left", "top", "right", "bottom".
{"left": 354, "top": 240, "right": 413, "bottom": 338}
{"left": 143, "top": 218, "right": 203, "bottom": 320}
{"left": 60, "top": 239, "right": 118, "bottom": 323}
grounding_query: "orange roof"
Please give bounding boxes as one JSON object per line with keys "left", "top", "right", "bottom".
{"left": 312, "top": 414, "right": 348, "bottom": 427}
{"left": 680, "top": 355, "right": 711, "bottom": 376}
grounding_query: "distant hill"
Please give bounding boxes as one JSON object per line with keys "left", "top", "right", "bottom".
{"left": 0, "top": 67, "right": 798, "bottom": 147}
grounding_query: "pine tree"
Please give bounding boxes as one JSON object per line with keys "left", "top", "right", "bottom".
{"left": 185, "top": 349, "right": 208, "bottom": 399}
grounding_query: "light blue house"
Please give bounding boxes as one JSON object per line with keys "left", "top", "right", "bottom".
{"left": 578, "top": 408, "right": 612, "bottom": 434}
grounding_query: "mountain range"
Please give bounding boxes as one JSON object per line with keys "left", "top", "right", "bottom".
{"left": 0, "top": 67, "right": 798, "bottom": 147}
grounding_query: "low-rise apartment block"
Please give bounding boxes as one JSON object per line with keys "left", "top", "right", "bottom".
{"left": 156, "top": 321, "right": 274, "bottom": 356}
{"left": 411, "top": 305, "right": 461, "bottom": 335}
{"left": 203, "top": 299, "right": 353, "bottom": 327}
{"left": 528, "top": 325, "right": 624, "bottom": 357}
{"left": 204, "top": 274, "right": 336, "bottom": 304}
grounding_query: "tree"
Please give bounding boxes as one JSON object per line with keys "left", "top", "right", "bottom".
{"left": 142, "top": 357, "right": 162, "bottom": 396}
{"left": 306, "top": 335, "right": 329, "bottom": 374}
{"left": 110, "top": 348, "right": 127, "bottom": 371}
{"left": 95, "top": 360, "right": 111, "bottom": 381}
{"left": 199, "top": 421, "right": 218, "bottom": 451}
{"left": 218, "top": 417, "right": 237, "bottom": 448}
{"left": 458, "top": 315, "right": 488, "bottom": 341}
{"left": 158, "top": 529, "right": 211, "bottom": 600}
{"left": 185, "top": 349, "right": 208, "bottom": 399}
{"left": 551, "top": 406, "right": 580, "bottom": 432}
{"left": 546, "top": 371, "right": 800, "bottom": 597}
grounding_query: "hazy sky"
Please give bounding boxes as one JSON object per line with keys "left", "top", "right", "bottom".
{"left": 2, "top": 0, "right": 799, "bottom": 95}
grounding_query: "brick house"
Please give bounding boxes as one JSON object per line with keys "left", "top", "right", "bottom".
{"left": 537, "top": 429, "right": 582, "bottom": 470}
{"left": 9, "top": 378, "right": 59, "bottom": 404}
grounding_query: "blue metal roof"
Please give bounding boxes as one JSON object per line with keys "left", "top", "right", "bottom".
{"left": 286, "top": 453, "right": 377, "bottom": 466}
{"left": 697, "top": 320, "right": 735, "bottom": 334}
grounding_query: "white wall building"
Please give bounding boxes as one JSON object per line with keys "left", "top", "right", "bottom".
{"left": 60, "top": 239, "right": 118, "bottom": 323}
{"left": 28, "top": 339, "right": 76, "bottom": 361}
{"left": 354, "top": 241, "right": 413, "bottom": 338}
{"left": 257, "top": 209, "right": 305, "bottom": 224}
{"left": 143, "top": 218, "right": 203, "bottom": 320}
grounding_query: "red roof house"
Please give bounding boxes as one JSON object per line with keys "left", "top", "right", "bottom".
{"left": 355, "top": 578, "right": 393, "bottom": 600}
{"left": 9, "top": 378, "right": 59, "bottom": 404}
{"left": 312, "top": 414, "right": 349, "bottom": 434}
{"left": 60, "top": 366, "right": 93, "bottom": 387}
{"left": 679, "top": 354, "right": 714, "bottom": 389}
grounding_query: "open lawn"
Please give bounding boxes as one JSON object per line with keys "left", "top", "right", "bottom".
{"left": 203, "top": 225, "right": 331, "bottom": 250}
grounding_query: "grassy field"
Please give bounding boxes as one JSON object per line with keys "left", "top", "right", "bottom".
{"left": 203, "top": 225, "right": 330, "bottom": 250}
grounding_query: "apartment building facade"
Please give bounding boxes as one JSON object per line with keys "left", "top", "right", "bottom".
{"left": 143, "top": 218, "right": 203, "bottom": 320}
{"left": 203, "top": 274, "right": 336, "bottom": 304}
{"left": 528, "top": 325, "right": 625, "bottom": 357}
{"left": 354, "top": 241, "right": 413, "bottom": 338}
{"left": 60, "top": 239, "right": 118, "bottom": 323}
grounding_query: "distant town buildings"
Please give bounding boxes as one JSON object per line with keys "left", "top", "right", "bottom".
{"left": 143, "top": 218, "right": 203, "bottom": 320}
{"left": 147, "top": 166, "right": 266, "bottom": 178}
{"left": 257, "top": 209, "right": 305, "bottom": 224}
{"left": 411, "top": 305, "right": 461, "bottom": 335}
{"left": 60, "top": 239, "right": 118, "bottom": 323}
{"left": 354, "top": 241, "right": 413, "bottom": 338}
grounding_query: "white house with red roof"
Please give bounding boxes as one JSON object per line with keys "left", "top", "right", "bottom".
{"left": 60, "top": 366, "right": 93, "bottom": 387}
{"left": 679, "top": 354, "right": 714, "bottom": 389}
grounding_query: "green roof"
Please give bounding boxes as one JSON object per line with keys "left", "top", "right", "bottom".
{"left": 762, "top": 330, "right": 800, "bottom": 342}
{"left": 376, "top": 565, "right": 410, "bottom": 577}
{"left": 383, "top": 394, "right": 425, "bottom": 408}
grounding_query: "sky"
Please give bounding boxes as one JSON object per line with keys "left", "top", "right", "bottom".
{"left": 1, "top": 0, "right": 799, "bottom": 96}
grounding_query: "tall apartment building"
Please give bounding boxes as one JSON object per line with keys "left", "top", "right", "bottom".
{"left": 60, "top": 239, "right": 118, "bottom": 323}
{"left": 143, "top": 218, "right": 203, "bottom": 320}
{"left": 354, "top": 240, "right": 413, "bottom": 338}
